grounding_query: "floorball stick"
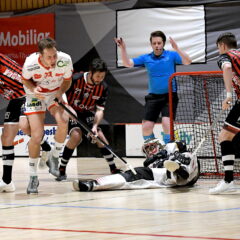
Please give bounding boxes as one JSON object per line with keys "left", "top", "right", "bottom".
{"left": 55, "top": 98, "right": 137, "bottom": 175}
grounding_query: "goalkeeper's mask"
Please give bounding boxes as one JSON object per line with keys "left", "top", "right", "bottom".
{"left": 142, "top": 138, "right": 164, "bottom": 158}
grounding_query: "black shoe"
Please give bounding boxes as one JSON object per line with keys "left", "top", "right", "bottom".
{"left": 55, "top": 174, "right": 67, "bottom": 181}
{"left": 111, "top": 168, "right": 123, "bottom": 174}
{"left": 72, "top": 180, "right": 94, "bottom": 192}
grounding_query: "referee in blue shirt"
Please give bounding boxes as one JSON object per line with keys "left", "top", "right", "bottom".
{"left": 115, "top": 31, "right": 191, "bottom": 144}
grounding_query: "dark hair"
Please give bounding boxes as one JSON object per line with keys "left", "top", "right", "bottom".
{"left": 216, "top": 32, "right": 237, "bottom": 49}
{"left": 38, "top": 37, "right": 56, "bottom": 54}
{"left": 150, "top": 31, "right": 166, "bottom": 43}
{"left": 89, "top": 58, "right": 108, "bottom": 74}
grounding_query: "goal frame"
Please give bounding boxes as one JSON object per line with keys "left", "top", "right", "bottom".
{"left": 169, "top": 70, "right": 222, "bottom": 140}
{"left": 168, "top": 71, "right": 228, "bottom": 177}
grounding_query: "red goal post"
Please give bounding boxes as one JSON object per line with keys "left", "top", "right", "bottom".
{"left": 168, "top": 71, "right": 240, "bottom": 177}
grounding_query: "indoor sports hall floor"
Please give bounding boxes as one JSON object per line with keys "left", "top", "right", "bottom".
{"left": 0, "top": 157, "right": 239, "bottom": 240}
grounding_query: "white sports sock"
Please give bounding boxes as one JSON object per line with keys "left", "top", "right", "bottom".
{"left": 52, "top": 141, "right": 64, "bottom": 158}
{"left": 29, "top": 158, "right": 39, "bottom": 176}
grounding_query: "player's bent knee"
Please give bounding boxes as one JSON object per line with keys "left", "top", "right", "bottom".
{"left": 70, "top": 133, "right": 82, "bottom": 144}
{"left": 219, "top": 129, "right": 234, "bottom": 142}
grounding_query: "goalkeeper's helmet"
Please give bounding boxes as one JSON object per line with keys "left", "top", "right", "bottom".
{"left": 142, "top": 138, "right": 164, "bottom": 158}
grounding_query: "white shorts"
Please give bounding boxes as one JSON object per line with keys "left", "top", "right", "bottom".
{"left": 24, "top": 93, "right": 58, "bottom": 115}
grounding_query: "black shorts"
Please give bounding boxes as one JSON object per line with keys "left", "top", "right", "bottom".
{"left": 68, "top": 111, "right": 99, "bottom": 135}
{"left": 223, "top": 100, "right": 240, "bottom": 133}
{"left": 144, "top": 92, "right": 178, "bottom": 122}
{"left": 4, "top": 97, "right": 26, "bottom": 124}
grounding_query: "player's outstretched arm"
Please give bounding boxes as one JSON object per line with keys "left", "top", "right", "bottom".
{"left": 169, "top": 37, "right": 191, "bottom": 65}
{"left": 114, "top": 37, "right": 134, "bottom": 67}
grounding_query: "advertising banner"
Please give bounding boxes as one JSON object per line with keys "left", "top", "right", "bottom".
{"left": 0, "top": 13, "right": 55, "bottom": 65}
{"left": 0, "top": 125, "right": 76, "bottom": 157}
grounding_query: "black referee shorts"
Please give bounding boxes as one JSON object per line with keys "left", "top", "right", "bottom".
{"left": 144, "top": 92, "right": 178, "bottom": 122}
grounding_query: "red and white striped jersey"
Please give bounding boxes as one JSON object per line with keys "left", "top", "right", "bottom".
{"left": 218, "top": 49, "right": 240, "bottom": 98}
{"left": 0, "top": 53, "right": 25, "bottom": 100}
{"left": 66, "top": 72, "right": 108, "bottom": 113}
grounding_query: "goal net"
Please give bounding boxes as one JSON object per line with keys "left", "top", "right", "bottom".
{"left": 169, "top": 71, "right": 240, "bottom": 177}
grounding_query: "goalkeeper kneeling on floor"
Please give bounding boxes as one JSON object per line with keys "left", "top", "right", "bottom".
{"left": 72, "top": 139, "right": 200, "bottom": 192}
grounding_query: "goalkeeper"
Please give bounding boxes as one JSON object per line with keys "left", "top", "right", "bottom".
{"left": 72, "top": 139, "right": 200, "bottom": 192}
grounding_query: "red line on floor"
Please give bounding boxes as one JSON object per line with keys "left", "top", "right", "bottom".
{"left": 0, "top": 226, "right": 238, "bottom": 240}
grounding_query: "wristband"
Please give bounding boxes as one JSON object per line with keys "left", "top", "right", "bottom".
{"left": 227, "top": 92, "right": 232, "bottom": 98}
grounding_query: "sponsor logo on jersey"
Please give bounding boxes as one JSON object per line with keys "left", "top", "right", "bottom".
{"left": 44, "top": 72, "right": 53, "bottom": 78}
{"left": 28, "top": 66, "right": 41, "bottom": 71}
{"left": 84, "top": 93, "right": 89, "bottom": 98}
{"left": 92, "top": 96, "right": 100, "bottom": 100}
{"left": 3, "top": 68, "right": 21, "bottom": 82}
{"left": 75, "top": 88, "right": 81, "bottom": 93}
{"left": 34, "top": 74, "right": 42, "bottom": 79}
{"left": 57, "top": 60, "right": 69, "bottom": 67}
{"left": 3, "top": 89, "right": 14, "bottom": 98}
{"left": 74, "top": 100, "right": 80, "bottom": 106}
{"left": 55, "top": 73, "right": 64, "bottom": 77}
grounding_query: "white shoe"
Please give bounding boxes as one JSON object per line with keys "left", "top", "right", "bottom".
{"left": 164, "top": 160, "right": 180, "bottom": 172}
{"left": 39, "top": 151, "right": 50, "bottom": 169}
{"left": 0, "top": 180, "right": 15, "bottom": 192}
{"left": 72, "top": 180, "right": 80, "bottom": 191}
{"left": 209, "top": 180, "right": 235, "bottom": 194}
{"left": 27, "top": 176, "right": 39, "bottom": 194}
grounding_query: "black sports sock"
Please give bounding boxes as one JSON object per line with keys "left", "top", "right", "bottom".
{"left": 59, "top": 146, "right": 74, "bottom": 176}
{"left": 100, "top": 147, "right": 117, "bottom": 172}
{"left": 2, "top": 145, "right": 14, "bottom": 184}
{"left": 220, "top": 141, "right": 234, "bottom": 183}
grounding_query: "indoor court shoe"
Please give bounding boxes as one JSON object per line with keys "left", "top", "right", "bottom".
{"left": 39, "top": 151, "right": 50, "bottom": 169}
{"left": 47, "top": 152, "right": 60, "bottom": 177}
{"left": 27, "top": 176, "right": 39, "bottom": 194}
{"left": 55, "top": 174, "right": 67, "bottom": 181}
{"left": 0, "top": 180, "right": 15, "bottom": 192}
{"left": 209, "top": 180, "right": 235, "bottom": 194}
{"left": 72, "top": 180, "right": 94, "bottom": 192}
{"left": 164, "top": 160, "right": 180, "bottom": 172}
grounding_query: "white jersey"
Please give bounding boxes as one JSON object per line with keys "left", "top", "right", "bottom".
{"left": 152, "top": 152, "right": 199, "bottom": 187}
{"left": 22, "top": 51, "right": 73, "bottom": 95}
